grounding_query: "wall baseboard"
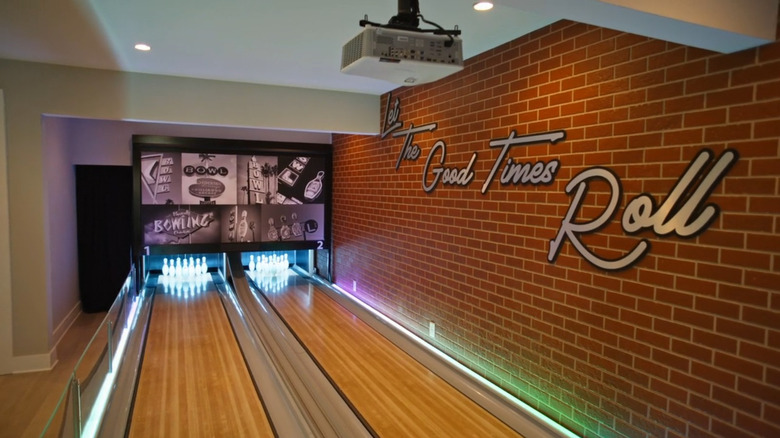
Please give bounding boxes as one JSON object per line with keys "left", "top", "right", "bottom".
{"left": 11, "top": 349, "right": 58, "bottom": 374}
{"left": 52, "top": 301, "right": 82, "bottom": 349}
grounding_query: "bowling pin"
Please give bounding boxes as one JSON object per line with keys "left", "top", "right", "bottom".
{"left": 175, "top": 257, "right": 182, "bottom": 277}
{"left": 249, "top": 254, "right": 256, "bottom": 272}
{"left": 162, "top": 258, "right": 169, "bottom": 276}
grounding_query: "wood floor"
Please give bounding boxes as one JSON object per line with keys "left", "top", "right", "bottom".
{"left": 257, "top": 273, "right": 522, "bottom": 438}
{"left": 0, "top": 311, "right": 107, "bottom": 438}
{"left": 128, "top": 281, "right": 273, "bottom": 437}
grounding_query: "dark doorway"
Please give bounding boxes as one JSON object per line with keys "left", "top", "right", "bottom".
{"left": 75, "top": 165, "right": 133, "bottom": 312}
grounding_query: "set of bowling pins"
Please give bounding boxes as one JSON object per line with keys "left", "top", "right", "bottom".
{"left": 255, "top": 268, "right": 289, "bottom": 293}
{"left": 161, "top": 256, "right": 208, "bottom": 279}
{"left": 159, "top": 271, "right": 208, "bottom": 298}
{"left": 248, "top": 253, "right": 288, "bottom": 277}
{"left": 158, "top": 256, "right": 209, "bottom": 298}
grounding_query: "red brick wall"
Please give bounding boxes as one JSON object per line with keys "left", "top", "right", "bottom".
{"left": 332, "top": 19, "right": 780, "bottom": 438}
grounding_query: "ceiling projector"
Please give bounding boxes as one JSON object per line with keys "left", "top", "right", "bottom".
{"left": 341, "top": 25, "right": 464, "bottom": 86}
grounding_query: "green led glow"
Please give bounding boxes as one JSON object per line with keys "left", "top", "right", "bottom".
{"left": 377, "top": 303, "right": 619, "bottom": 438}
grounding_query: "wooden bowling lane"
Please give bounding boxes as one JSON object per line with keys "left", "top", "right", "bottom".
{"left": 257, "top": 274, "right": 522, "bottom": 438}
{"left": 128, "top": 278, "right": 274, "bottom": 438}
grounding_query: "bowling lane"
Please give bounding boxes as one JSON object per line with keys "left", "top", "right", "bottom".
{"left": 128, "top": 275, "right": 274, "bottom": 438}
{"left": 252, "top": 272, "right": 522, "bottom": 438}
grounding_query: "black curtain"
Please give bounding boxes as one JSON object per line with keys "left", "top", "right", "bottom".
{"left": 75, "top": 165, "right": 133, "bottom": 312}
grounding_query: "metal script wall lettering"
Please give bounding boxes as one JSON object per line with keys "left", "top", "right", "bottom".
{"left": 382, "top": 93, "right": 739, "bottom": 271}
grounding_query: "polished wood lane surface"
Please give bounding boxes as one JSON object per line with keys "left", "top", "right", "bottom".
{"left": 129, "top": 280, "right": 273, "bottom": 438}
{"left": 257, "top": 273, "right": 521, "bottom": 438}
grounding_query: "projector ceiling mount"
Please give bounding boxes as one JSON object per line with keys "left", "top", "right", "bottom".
{"left": 340, "top": 0, "right": 464, "bottom": 85}
{"left": 359, "top": 0, "right": 461, "bottom": 47}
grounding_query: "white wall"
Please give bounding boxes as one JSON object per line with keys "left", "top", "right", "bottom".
{"left": 42, "top": 116, "right": 80, "bottom": 360}
{"left": 0, "top": 59, "right": 379, "bottom": 372}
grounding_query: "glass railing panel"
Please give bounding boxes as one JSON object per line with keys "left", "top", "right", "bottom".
{"left": 71, "top": 320, "right": 110, "bottom": 436}
{"left": 40, "top": 268, "right": 136, "bottom": 438}
{"left": 40, "top": 373, "right": 75, "bottom": 438}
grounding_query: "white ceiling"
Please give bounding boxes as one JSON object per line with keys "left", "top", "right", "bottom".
{"left": 0, "top": 1, "right": 557, "bottom": 95}
{"left": 0, "top": 1, "right": 777, "bottom": 96}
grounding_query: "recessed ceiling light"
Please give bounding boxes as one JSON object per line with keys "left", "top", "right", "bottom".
{"left": 134, "top": 43, "right": 151, "bottom": 51}
{"left": 473, "top": 1, "right": 494, "bottom": 11}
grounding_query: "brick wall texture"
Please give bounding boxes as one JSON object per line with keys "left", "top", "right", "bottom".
{"left": 331, "top": 19, "right": 780, "bottom": 438}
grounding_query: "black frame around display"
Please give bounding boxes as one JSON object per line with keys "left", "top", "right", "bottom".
{"left": 132, "top": 135, "right": 333, "bottom": 259}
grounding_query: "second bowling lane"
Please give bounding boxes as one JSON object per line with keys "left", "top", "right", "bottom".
{"left": 253, "top": 273, "right": 522, "bottom": 438}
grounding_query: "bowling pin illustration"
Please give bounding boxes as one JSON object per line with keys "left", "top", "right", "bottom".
{"left": 291, "top": 212, "right": 303, "bottom": 237}
{"left": 267, "top": 218, "right": 279, "bottom": 241}
{"left": 304, "top": 171, "right": 324, "bottom": 200}
{"left": 279, "top": 215, "right": 291, "bottom": 240}
{"left": 238, "top": 210, "right": 249, "bottom": 242}
{"left": 228, "top": 207, "right": 236, "bottom": 242}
